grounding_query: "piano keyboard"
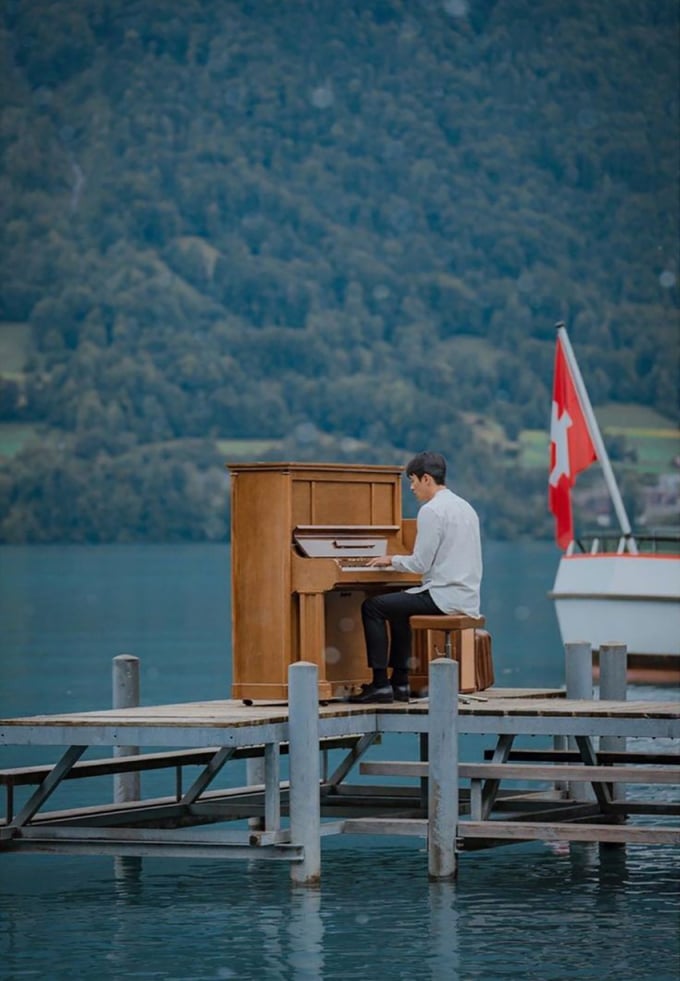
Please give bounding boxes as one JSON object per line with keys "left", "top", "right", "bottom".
{"left": 338, "top": 557, "right": 393, "bottom": 571}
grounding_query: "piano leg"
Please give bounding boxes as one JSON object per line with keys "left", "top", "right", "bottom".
{"left": 297, "top": 592, "right": 333, "bottom": 699}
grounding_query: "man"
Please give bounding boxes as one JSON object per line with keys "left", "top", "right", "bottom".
{"left": 348, "top": 451, "right": 482, "bottom": 704}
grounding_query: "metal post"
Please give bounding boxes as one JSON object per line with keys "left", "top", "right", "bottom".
{"left": 599, "top": 643, "right": 627, "bottom": 802}
{"left": 112, "top": 654, "right": 140, "bottom": 803}
{"left": 288, "top": 662, "right": 320, "bottom": 886}
{"left": 564, "top": 642, "right": 594, "bottom": 801}
{"left": 428, "top": 657, "right": 458, "bottom": 881}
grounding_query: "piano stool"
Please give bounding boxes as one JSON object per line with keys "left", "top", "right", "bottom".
{"left": 409, "top": 614, "right": 495, "bottom": 694}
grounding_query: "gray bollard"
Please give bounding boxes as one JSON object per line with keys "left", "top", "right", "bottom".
{"left": 112, "top": 654, "right": 140, "bottom": 803}
{"left": 288, "top": 661, "right": 321, "bottom": 887}
{"left": 565, "top": 642, "right": 593, "bottom": 701}
{"left": 599, "top": 643, "right": 627, "bottom": 705}
{"left": 428, "top": 657, "right": 459, "bottom": 881}
{"left": 599, "top": 643, "right": 627, "bottom": 802}
{"left": 564, "top": 642, "right": 594, "bottom": 801}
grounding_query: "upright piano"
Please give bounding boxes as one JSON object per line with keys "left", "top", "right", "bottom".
{"left": 227, "top": 462, "right": 421, "bottom": 700}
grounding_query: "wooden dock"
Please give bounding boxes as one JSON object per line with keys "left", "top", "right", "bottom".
{"left": 1, "top": 657, "right": 678, "bottom": 882}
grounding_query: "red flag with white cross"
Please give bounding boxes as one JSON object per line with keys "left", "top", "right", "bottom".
{"left": 549, "top": 333, "right": 597, "bottom": 548}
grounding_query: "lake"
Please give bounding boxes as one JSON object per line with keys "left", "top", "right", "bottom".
{"left": 0, "top": 543, "right": 678, "bottom": 980}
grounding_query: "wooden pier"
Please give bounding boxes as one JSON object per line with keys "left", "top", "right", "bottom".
{"left": 1, "top": 652, "right": 678, "bottom": 883}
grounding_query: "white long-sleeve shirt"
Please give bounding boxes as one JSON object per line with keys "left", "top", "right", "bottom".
{"left": 390, "top": 487, "right": 482, "bottom": 616}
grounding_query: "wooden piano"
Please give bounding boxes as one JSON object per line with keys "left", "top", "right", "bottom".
{"left": 227, "top": 462, "right": 420, "bottom": 700}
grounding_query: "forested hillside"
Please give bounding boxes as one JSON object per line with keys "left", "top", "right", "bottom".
{"left": 0, "top": 0, "right": 678, "bottom": 542}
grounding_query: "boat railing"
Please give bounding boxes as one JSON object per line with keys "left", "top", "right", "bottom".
{"left": 570, "top": 531, "right": 680, "bottom": 556}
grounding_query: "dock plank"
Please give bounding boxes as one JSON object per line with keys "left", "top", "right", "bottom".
{"left": 460, "top": 821, "right": 680, "bottom": 846}
{"left": 360, "top": 761, "right": 680, "bottom": 783}
{"left": 1, "top": 695, "right": 678, "bottom": 728}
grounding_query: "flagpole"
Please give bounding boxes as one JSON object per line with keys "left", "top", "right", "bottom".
{"left": 555, "top": 322, "right": 638, "bottom": 553}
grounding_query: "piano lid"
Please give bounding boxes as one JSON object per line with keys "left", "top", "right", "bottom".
{"left": 293, "top": 525, "right": 397, "bottom": 558}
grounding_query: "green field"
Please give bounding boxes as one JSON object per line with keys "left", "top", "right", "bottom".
{"left": 2, "top": 404, "right": 677, "bottom": 479}
{"left": 520, "top": 403, "right": 679, "bottom": 475}
{"left": 0, "top": 423, "right": 40, "bottom": 457}
{"left": 0, "top": 431, "right": 287, "bottom": 461}
{"left": 593, "top": 403, "right": 677, "bottom": 430}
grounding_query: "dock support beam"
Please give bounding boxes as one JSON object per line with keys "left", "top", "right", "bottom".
{"left": 112, "top": 655, "right": 140, "bottom": 804}
{"left": 288, "top": 662, "right": 320, "bottom": 887}
{"left": 428, "top": 657, "right": 459, "bottom": 881}
{"left": 246, "top": 758, "right": 265, "bottom": 831}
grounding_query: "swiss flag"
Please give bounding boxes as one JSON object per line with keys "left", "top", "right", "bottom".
{"left": 549, "top": 334, "right": 597, "bottom": 548}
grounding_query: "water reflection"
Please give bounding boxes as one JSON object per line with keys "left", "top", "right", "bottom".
{"left": 426, "top": 881, "right": 459, "bottom": 981}
{"left": 0, "top": 843, "right": 678, "bottom": 979}
{"left": 287, "top": 889, "right": 324, "bottom": 980}
{"left": 113, "top": 855, "right": 143, "bottom": 891}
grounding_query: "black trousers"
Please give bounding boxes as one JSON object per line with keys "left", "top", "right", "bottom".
{"left": 361, "top": 589, "right": 442, "bottom": 674}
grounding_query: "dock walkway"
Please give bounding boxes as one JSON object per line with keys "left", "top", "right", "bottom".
{"left": 1, "top": 661, "right": 678, "bottom": 881}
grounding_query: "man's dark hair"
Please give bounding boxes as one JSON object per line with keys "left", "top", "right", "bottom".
{"left": 406, "top": 452, "right": 447, "bottom": 485}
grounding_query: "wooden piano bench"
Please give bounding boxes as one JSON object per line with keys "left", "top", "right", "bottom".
{"left": 409, "top": 614, "right": 494, "bottom": 694}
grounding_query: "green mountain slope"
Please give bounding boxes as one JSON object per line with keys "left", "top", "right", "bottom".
{"left": 0, "top": 0, "right": 678, "bottom": 542}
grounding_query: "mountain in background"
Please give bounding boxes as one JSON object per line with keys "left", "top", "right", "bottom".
{"left": 0, "top": 0, "right": 678, "bottom": 542}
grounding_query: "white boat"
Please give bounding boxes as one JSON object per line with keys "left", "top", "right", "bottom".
{"left": 548, "top": 324, "right": 680, "bottom": 685}
{"left": 550, "top": 534, "right": 680, "bottom": 683}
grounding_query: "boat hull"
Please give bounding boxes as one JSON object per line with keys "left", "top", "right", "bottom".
{"left": 550, "top": 552, "right": 680, "bottom": 683}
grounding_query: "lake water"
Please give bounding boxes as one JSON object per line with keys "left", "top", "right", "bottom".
{"left": 0, "top": 543, "right": 678, "bottom": 980}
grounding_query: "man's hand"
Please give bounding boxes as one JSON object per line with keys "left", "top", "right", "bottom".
{"left": 367, "top": 555, "right": 393, "bottom": 568}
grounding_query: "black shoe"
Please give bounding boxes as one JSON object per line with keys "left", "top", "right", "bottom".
{"left": 391, "top": 683, "right": 410, "bottom": 703}
{"left": 348, "top": 683, "right": 394, "bottom": 704}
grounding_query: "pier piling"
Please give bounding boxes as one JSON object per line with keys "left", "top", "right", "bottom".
{"left": 599, "top": 643, "right": 628, "bottom": 802}
{"left": 428, "top": 657, "right": 459, "bottom": 881}
{"left": 599, "top": 643, "right": 627, "bottom": 704}
{"left": 112, "top": 655, "right": 140, "bottom": 804}
{"left": 112, "top": 654, "right": 141, "bottom": 879}
{"left": 288, "top": 661, "right": 321, "bottom": 886}
{"left": 564, "top": 641, "right": 593, "bottom": 701}
{"left": 565, "top": 642, "right": 594, "bottom": 800}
